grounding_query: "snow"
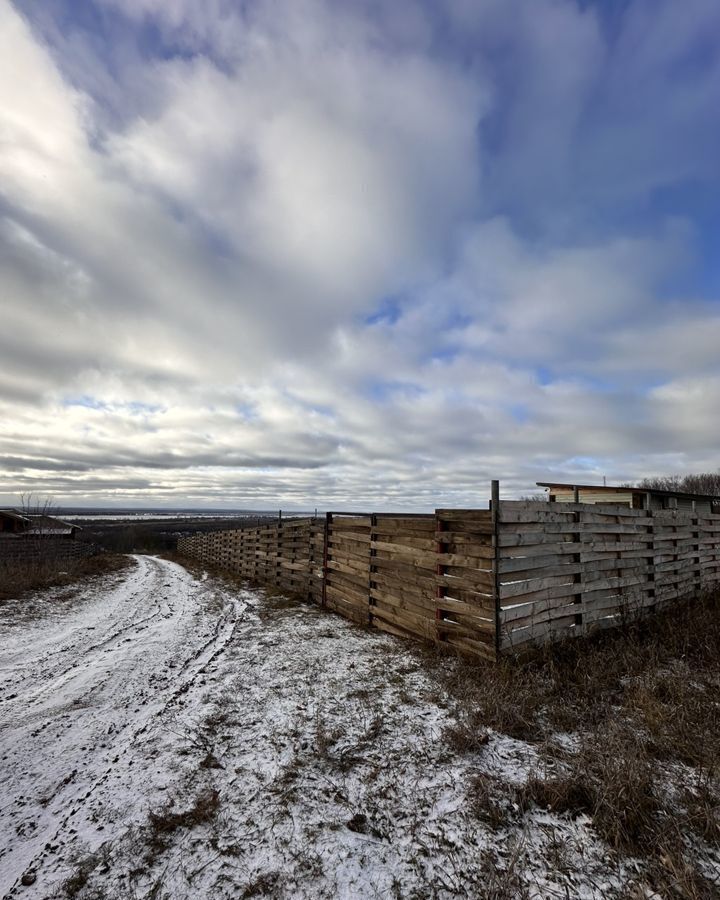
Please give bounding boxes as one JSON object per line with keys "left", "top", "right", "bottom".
{"left": 0, "top": 556, "right": 643, "bottom": 898}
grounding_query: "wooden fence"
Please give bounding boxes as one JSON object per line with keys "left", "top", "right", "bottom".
{"left": 178, "top": 518, "right": 325, "bottom": 603}
{"left": 497, "top": 501, "right": 720, "bottom": 652}
{"left": 177, "top": 495, "right": 720, "bottom": 661}
{"left": 0, "top": 537, "right": 97, "bottom": 564}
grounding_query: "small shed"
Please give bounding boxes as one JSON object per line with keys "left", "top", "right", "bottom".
{"left": 0, "top": 509, "right": 81, "bottom": 539}
{"left": 536, "top": 482, "right": 720, "bottom": 515}
{"left": 0, "top": 510, "right": 30, "bottom": 534}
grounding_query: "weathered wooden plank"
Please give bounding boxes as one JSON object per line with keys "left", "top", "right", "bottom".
{"left": 500, "top": 594, "right": 580, "bottom": 624}
{"left": 501, "top": 615, "right": 578, "bottom": 649}
{"left": 499, "top": 553, "right": 578, "bottom": 574}
{"left": 372, "top": 519, "right": 436, "bottom": 533}
{"left": 436, "top": 509, "right": 492, "bottom": 521}
{"left": 502, "top": 500, "right": 647, "bottom": 517}
{"left": 499, "top": 573, "right": 577, "bottom": 600}
{"left": 371, "top": 534, "right": 437, "bottom": 550}
{"left": 500, "top": 563, "right": 581, "bottom": 583}
{"left": 436, "top": 538, "right": 494, "bottom": 559}
{"left": 330, "top": 516, "right": 372, "bottom": 527}
{"left": 498, "top": 581, "right": 579, "bottom": 607}
{"left": 370, "top": 540, "right": 435, "bottom": 560}
{"left": 371, "top": 603, "right": 435, "bottom": 638}
{"left": 441, "top": 596, "right": 494, "bottom": 618}
{"left": 370, "top": 549, "right": 431, "bottom": 568}
{"left": 372, "top": 617, "right": 428, "bottom": 643}
{"left": 433, "top": 585, "right": 494, "bottom": 608}
{"left": 325, "top": 583, "right": 368, "bottom": 608}
{"left": 327, "top": 547, "right": 370, "bottom": 565}
{"left": 437, "top": 570, "right": 495, "bottom": 593}
{"left": 440, "top": 634, "right": 497, "bottom": 662}
{"left": 503, "top": 522, "right": 654, "bottom": 536}
{"left": 500, "top": 602, "right": 579, "bottom": 632}
{"left": 438, "top": 552, "right": 494, "bottom": 571}
{"left": 437, "top": 609, "right": 495, "bottom": 635}
{"left": 499, "top": 508, "right": 578, "bottom": 524}
{"left": 327, "top": 570, "right": 369, "bottom": 595}
{"left": 326, "top": 560, "right": 368, "bottom": 582}
{"left": 370, "top": 567, "right": 433, "bottom": 590}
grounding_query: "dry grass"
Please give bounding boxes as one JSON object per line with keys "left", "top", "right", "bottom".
{"left": 521, "top": 727, "right": 663, "bottom": 853}
{"left": 0, "top": 552, "right": 132, "bottom": 604}
{"left": 240, "top": 872, "right": 282, "bottom": 897}
{"left": 434, "top": 589, "right": 720, "bottom": 897}
{"left": 62, "top": 848, "right": 111, "bottom": 898}
{"left": 146, "top": 788, "right": 221, "bottom": 856}
{"left": 438, "top": 590, "right": 720, "bottom": 758}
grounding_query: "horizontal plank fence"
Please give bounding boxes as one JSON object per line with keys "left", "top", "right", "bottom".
{"left": 0, "top": 537, "right": 97, "bottom": 564}
{"left": 497, "top": 501, "right": 720, "bottom": 652}
{"left": 178, "top": 518, "right": 325, "bottom": 604}
{"left": 177, "top": 494, "right": 720, "bottom": 661}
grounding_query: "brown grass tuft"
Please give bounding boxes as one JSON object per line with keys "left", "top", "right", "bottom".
{"left": 435, "top": 590, "right": 720, "bottom": 891}
{"left": 147, "top": 788, "right": 221, "bottom": 854}
{"left": 521, "top": 727, "right": 661, "bottom": 854}
{"left": 0, "top": 552, "right": 132, "bottom": 604}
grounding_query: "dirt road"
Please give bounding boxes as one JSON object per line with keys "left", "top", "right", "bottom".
{"left": 0, "top": 556, "right": 638, "bottom": 899}
{"left": 0, "top": 555, "right": 248, "bottom": 898}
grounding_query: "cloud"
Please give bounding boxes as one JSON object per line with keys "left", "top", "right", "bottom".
{"left": 1, "top": 0, "right": 719, "bottom": 508}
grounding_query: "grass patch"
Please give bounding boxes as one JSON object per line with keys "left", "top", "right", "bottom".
{"left": 0, "top": 552, "right": 133, "bottom": 604}
{"left": 521, "top": 727, "right": 662, "bottom": 854}
{"left": 62, "top": 848, "right": 110, "bottom": 898}
{"left": 147, "top": 788, "right": 221, "bottom": 855}
{"left": 436, "top": 590, "right": 720, "bottom": 894}
{"left": 439, "top": 590, "right": 720, "bottom": 760}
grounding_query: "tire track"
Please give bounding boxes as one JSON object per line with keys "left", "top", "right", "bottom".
{"left": 0, "top": 557, "right": 248, "bottom": 899}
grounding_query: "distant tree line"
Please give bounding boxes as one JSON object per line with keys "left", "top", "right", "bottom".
{"left": 637, "top": 472, "right": 720, "bottom": 496}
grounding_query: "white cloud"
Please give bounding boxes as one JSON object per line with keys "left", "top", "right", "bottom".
{"left": 1, "top": 0, "right": 719, "bottom": 508}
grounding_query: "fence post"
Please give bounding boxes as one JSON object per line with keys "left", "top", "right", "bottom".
{"left": 491, "top": 480, "right": 501, "bottom": 658}
{"left": 435, "top": 510, "right": 447, "bottom": 647}
{"left": 692, "top": 502, "right": 701, "bottom": 597}
{"left": 573, "top": 484, "right": 586, "bottom": 631}
{"left": 572, "top": 494, "right": 583, "bottom": 633}
{"left": 646, "top": 508, "right": 656, "bottom": 614}
{"left": 275, "top": 516, "right": 283, "bottom": 589}
{"left": 368, "top": 513, "right": 377, "bottom": 626}
{"left": 322, "top": 512, "right": 331, "bottom": 608}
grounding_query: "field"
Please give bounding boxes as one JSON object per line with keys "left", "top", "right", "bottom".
{"left": 0, "top": 556, "right": 718, "bottom": 898}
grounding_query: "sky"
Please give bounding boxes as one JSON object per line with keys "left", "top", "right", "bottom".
{"left": 1, "top": 0, "right": 719, "bottom": 510}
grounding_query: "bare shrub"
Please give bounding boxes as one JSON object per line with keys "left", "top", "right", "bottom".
{"left": 147, "top": 788, "right": 221, "bottom": 855}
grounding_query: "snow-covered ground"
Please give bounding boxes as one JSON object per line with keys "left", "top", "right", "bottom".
{"left": 1, "top": 556, "right": 638, "bottom": 898}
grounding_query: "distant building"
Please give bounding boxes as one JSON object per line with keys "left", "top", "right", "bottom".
{"left": 0, "top": 509, "right": 82, "bottom": 539}
{"left": 536, "top": 482, "right": 720, "bottom": 515}
{"left": 0, "top": 510, "right": 29, "bottom": 535}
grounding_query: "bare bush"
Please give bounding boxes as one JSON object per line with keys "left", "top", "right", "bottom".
{"left": 638, "top": 471, "right": 720, "bottom": 498}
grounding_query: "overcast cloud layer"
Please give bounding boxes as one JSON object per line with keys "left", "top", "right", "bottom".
{"left": 1, "top": 0, "right": 719, "bottom": 509}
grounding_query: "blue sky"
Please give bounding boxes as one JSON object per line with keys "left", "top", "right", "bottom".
{"left": 0, "top": 0, "right": 719, "bottom": 508}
